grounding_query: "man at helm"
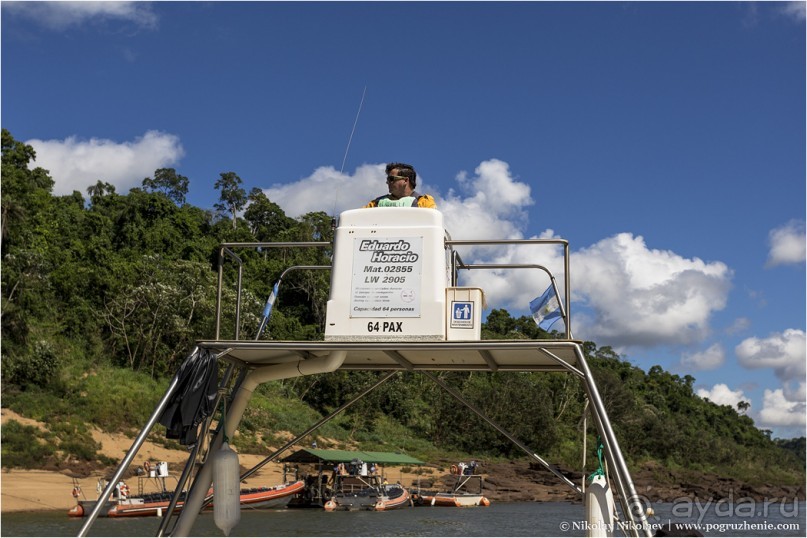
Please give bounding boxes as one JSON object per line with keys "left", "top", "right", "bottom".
{"left": 364, "top": 162, "right": 437, "bottom": 208}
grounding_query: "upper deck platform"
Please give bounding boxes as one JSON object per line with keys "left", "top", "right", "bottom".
{"left": 196, "top": 339, "right": 584, "bottom": 373}
{"left": 207, "top": 208, "right": 577, "bottom": 374}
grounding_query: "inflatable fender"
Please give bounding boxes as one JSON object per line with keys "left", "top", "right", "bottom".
{"left": 585, "top": 475, "right": 615, "bottom": 537}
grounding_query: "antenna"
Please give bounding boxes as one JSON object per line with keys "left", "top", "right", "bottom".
{"left": 340, "top": 85, "right": 367, "bottom": 175}
{"left": 332, "top": 86, "right": 367, "bottom": 224}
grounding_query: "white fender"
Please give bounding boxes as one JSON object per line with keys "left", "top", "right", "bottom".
{"left": 213, "top": 441, "right": 240, "bottom": 536}
{"left": 585, "top": 475, "right": 615, "bottom": 537}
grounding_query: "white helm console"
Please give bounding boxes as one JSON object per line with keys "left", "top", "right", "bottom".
{"left": 325, "top": 208, "right": 484, "bottom": 342}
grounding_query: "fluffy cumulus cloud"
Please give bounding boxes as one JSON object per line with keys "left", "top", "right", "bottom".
{"left": 3, "top": 1, "right": 157, "bottom": 30}
{"left": 696, "top": 383, "right": 749, "bottom": 409}
{"left": 263, "top": 158, "right": 533, "bottom": 237}
{"left": 736, "top": 329, "right": 806, "bottom": 424}
{"left": 736, "top": 329, "right": 806, "bottom": 383}
{"left": 437, "top": 159, "right": 556, "bottom": 310}
{"left": 766, "top": 220, "right": 806, "bottom": 267}
{"left": 439, "top": 159, "right": 533, "bottom": 241}
{"left": 758, "top": 389, "right": 806, "bottom": 428}
{"left": 261, "top": 163, "right": 385, "bottom": 219}
{"left": 572, "top": 234, "right": 732, "bottom": 347}
{"left": 27, "top": 131, "right": 184, "bottom": 197}
{"left": 681, "top": 343, "right": 725, "bottom": 370}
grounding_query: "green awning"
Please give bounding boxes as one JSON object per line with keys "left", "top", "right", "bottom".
{"left": 280, "top": 448, "right": 423, "bottom": 466}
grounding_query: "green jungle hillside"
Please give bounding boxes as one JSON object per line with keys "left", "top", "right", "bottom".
{"left": 2, "top": 129, "right": 804, "bottom": 487}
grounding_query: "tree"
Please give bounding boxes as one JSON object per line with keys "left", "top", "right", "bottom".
{"left": 142, "top": 168, "right": 190, "bottom": 205}
{"left": 214, "top": 172, "right": 247, "bottom": 229}
{"left": 1, "top": 130, "right": 57, "bottom": 362}
{"left": 1, "top": 129, "right": 54, "bottom": 246}
{"left": 100, "top": 256, "right": 217, "bottom": 377}
{"left": 87, "top": 181, "right": 117, "bottom": 206}
{"left": 243, "top": 188, "right": 295, "bottom": 240}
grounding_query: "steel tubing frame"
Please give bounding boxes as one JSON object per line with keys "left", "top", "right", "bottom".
{"left": 572, "top": 346, "right": 653, "bottom": 537}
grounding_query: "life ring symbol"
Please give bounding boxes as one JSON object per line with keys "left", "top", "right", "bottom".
{"left": 143, "top": 461, "right": 151, "bottom": 473}
{"left": 450, "top": 464, "right": 459, "bottom": 475}
{"left": 72, "top": 486, "right": 81, "bottom": 498}
{"left": 324, "top": 499, "right": 337, "bottom": 511}
{"left": 119, "top": 483, "right": 130, "bottom": 497}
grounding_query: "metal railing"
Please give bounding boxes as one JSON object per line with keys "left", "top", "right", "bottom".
{"left": 214, "top": 236, "right": 571, "bottom": 341}
{"left": 214, "top": 241, "right": 331, "bottom": 340}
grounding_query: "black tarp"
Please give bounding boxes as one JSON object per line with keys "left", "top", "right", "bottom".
{"left": 158, "top": 347, "right": 219, "bottom": 446}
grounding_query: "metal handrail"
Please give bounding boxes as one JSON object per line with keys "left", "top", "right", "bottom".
{"left": 214, "top": 236, "right": 571, "bottom": 341}
{"left": 445, "top": 238, "right": 571, "bottom": 339}
{"left": 215, "top": 247, "right": 243, "bottom": 340}
{"left": 215, "top": 241, "right": 331, "bottom": 340}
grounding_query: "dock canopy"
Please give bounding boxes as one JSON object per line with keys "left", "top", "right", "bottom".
{"left": 280, "top": 448, "right": 424, "bottom": 466}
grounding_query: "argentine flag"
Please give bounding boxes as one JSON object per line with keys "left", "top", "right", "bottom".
{"left": 529, "top": 285, "right": 563, "bottom": 331}
{"left": 262, "top": 281, "right": 280, "bottom": 319}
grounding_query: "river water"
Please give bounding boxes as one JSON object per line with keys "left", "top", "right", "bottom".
{"left": 2, "top": 501, "right": 804, "bottom": 537}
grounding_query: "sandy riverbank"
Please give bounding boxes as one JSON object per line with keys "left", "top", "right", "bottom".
{"left": 0, "top": 459, "right": 291, "bottom": 514}
{"left": 0, "top": 409, "right": 421, "bottom": 514}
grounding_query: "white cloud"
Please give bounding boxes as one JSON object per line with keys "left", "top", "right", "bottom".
{"left": 264, "top": 158, "right": 533, "bottom": 235}
{"left": 681, "top": 343, "right": 725, "bottom": 371}
{"left": 725, "top": 317, "right": 751, "bottom": 335}
{"left": 3, "top": 1, "right": 157, "bottom": 30}
{"left": 735, "top": 329, "right": 806, "bottom": 431}
{"left": 440, "top": 159, "right": 533, "bottom": 242}
{"left": 758, "top": 388, "right": 806, "bottom": 428}
{"left": 572, "top": 234, "right": 732, "bottom": 347}
{"left": 736, "top": 329, "right": 806, "bottom": 383}
{"left": 27, "top": 131, "right": 184, "bottom": 197}
{"left": 766, "top": 220, "right": 806, "bottom": 267}
{"left": 781, "top": 1, "right": 806, "bottom": 22}
{"left": 261, "top": 163, "right": 384, "bottom": 219}
{"left": 696, "top": 383, "right": 749, "bottom": 408}
{"left": 424, "top": 160, "right": 555, "bottom": 312}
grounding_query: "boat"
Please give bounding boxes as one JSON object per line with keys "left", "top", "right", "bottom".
{"left": 324, "top": 474, "right": 410, "bottom": 511}
{"left": 107, "top": 481, "right": 305, "bottom": 517}
{"left": 78, "top": 207, "right": 654, "bottom": 537}
{"left": 416, "top": 490, "right": 490, "bottom": 507}
{"left": 280, "top": 449, "right": 424, "bottom": 510}
{"left": 68, "top": 475, "right": 305, "bottom": 517}
{"left": 413, "top": 465, "right": 490, "bottom": 507}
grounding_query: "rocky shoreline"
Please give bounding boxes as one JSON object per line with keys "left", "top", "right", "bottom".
{"left": 429, "top": 460, "right": 806, "bottom": 504}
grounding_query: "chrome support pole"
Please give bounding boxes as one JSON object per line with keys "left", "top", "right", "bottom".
{"left": 155, "top": 364, "right": 239, "bottom": 537}
{"left": 238, "top": 371, "right": 398, "bottom": 483}
{"left": 573, "top": 346, "right": 652, "bottom": 537}
{"left": 154, "top": 431, "right": 204, "bottom": 538}
{"left": 539, "top": 347, "right": 585, "bottom": 378}
{"left": 421, "top": 371, "right": 582, "bottom": 495}
{"left": 215, "top": 247, "right": 224, "bottom": 340}
{"left": 78, "top": 370, "right": 183, "bottom": 537}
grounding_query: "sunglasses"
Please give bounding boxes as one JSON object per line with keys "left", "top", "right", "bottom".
{"left": 386, "top": 175, "right": 408, "bottom": 183}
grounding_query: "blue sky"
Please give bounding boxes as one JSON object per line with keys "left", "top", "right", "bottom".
{"left": 2, "top": 1, "right": 805, "bottom": 438}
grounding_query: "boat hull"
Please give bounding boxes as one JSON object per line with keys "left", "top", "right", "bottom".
{"left": 69, "top": 480, "right": 305, "bottom": 518}
{"left": 372, "top": 486, "right": 410, "bottom": 511}
{"left": 415, "top": 492, "right": 490, "bottom": 507}
{"left": 325, "top": 485, "right": 410, "bottom": 511}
